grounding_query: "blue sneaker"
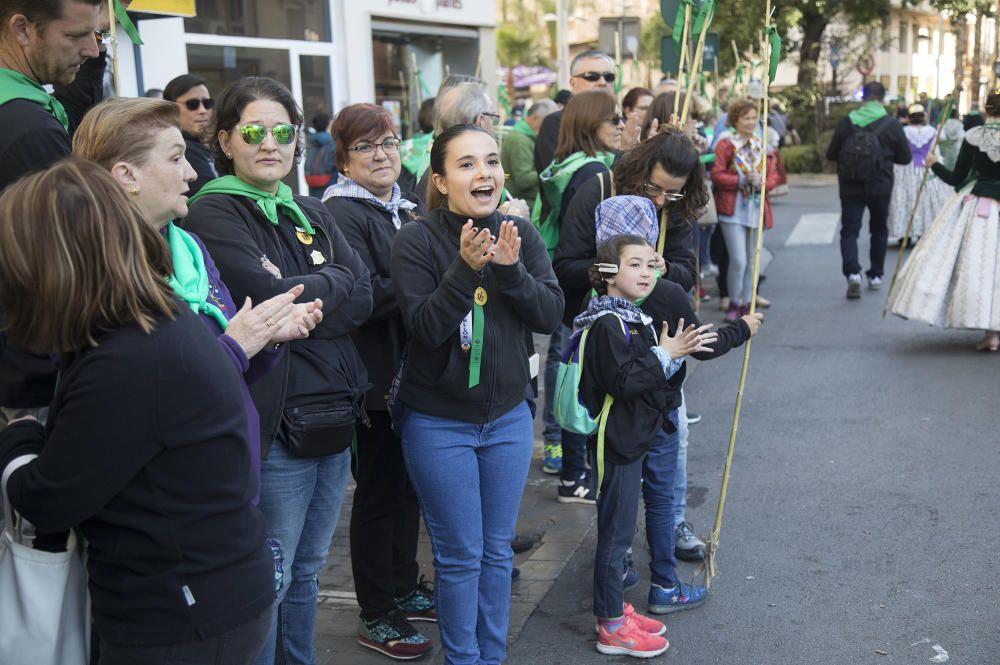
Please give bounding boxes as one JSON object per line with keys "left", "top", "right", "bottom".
{"left": 542, "top": 442, "right": 562, "bottom": 475}
{"left": 647, "top": 581, "right": 708, "bottom": 615}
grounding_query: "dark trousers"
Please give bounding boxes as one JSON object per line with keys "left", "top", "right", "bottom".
{"left": 710, "top": 224, "right": 729, "bottom": 298}
{"left": 350, "top": 410, "right": 421, "bottom": 620}
{"left": 562, "top": 430, "right": 589, "bottom": 482}
{"left": 98, "top": 606, "right": 271, "bottom": 665}
{"left": 593, "top": 453, "right": 645, "bottom": 619}
{"left": 840, "top": 194, "right": 890, "bottom": 278}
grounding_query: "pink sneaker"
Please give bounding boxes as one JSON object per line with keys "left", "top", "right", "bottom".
{"left": 596, "top": 615, "right": 669, "bottom": 658}
{"left": 624, "top": 602, "right": 666, "bottom": 636}
{"left": 725, "top": 303, "right": 740, "bottom": 322}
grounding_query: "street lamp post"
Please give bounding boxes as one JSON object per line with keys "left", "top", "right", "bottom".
{"left": 543, "top": 3, "right": 571, "bottom": 90}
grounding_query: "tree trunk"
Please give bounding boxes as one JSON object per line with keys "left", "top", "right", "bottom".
{"left": 954, "top": 14, "right": 967, "bottom": 101}
{"left": 796, "top": 10, "right": 828, "bottom": 89}
{"left": 972, "top": 8, "right": 984, "bottom": 106}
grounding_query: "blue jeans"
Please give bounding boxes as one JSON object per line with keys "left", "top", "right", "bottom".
{"left": 642, "top": 415, "right": 681, "bottom": 589}
{"left": 254, "top": 443, "right": 351, "bottom": 665}
{"left": 401, "top": 402, "right": 533, "bottom": 665}
{"left": 671, "top": 394, "right": 689, "bottom": 528}
{"left": 544, "top": 324, "right": 589, "bottom": 480}
{"left": 594, "top": 453, "right": 644, "bottom": 619}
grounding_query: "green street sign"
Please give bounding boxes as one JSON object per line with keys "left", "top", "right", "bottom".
{"left": 703, "top": 33, "right": 720, "bottom": 71}
{"left": 660, "top": 32, "right": 720, "bottom": 77}
{"left": 660, "top": 0, "right": 681, "bottom": 24}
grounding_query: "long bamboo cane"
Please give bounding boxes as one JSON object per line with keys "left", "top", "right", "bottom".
{"left": 673, "top": 4, "right": 693, "bottom": 120}
{"left": 680, "top": 14, "right": 712, "bottom": 126}
{"left": 704, "top": 0, "right": 773, "bottom": 587}
{"left": 881, "top": 96, "right": 954, "bottom": 319}
{"left": 108, "top": 0, "right": 120, "bottom": 94}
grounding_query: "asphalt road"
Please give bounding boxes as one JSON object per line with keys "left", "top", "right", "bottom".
{"left": 507, "top": 182, "right": 1000, "bottom": 665}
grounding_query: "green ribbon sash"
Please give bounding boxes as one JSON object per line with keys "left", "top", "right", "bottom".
{"left": 189, "top": 175, "right": 315, "bottom": 235}
{"left": 165, "top": 223, "right": 228, "bottom": 330}
{"left": 469, "top": 297, "right": 485, "bottom": 388}
{"left": 113, "top": 0, "right": 143, "bottom": 45}
{"left": 0, "top": 68, "right": 70, "bottom": 132}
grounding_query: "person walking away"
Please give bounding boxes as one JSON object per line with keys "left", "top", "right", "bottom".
{"left": 163, "top": 73, "right": 218, "bottom": 196}
{"left": 389, "top": 124, "right": 563, "bottom": 665}
{"left": 576, "top": 234, "right": 716, "bottom": 658}
{"left": 825, "top": 81, "right": 911, "bottom": 299}
{"left": 888, "top": 92, "right": 1000, "bottom": 352}
{"left": 306, "top": 111, "right": 337, "bottom": 198}
{"left": 323, "top": 103, "right": 434, "bottom": 660}
{"left": 0, "top": 160, "right": 275, "bottom": 665}
{"left": 938, "top": 105, "right": 965, "bottom": 170}
{"left": 501, "top": 98, "right": 557, "bottom": 203}
{"left": 888, "top": 104, "right": 950, "bottom": 243}
{"left": 182, "top": 76, "right": 374, "bottom": 665}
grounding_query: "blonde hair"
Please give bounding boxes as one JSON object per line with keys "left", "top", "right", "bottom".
{"left": 73, "top": 98, "right": 181, "bottom": 168}
{"left": 0, "top": 158, "right": 177, "bottom": 353}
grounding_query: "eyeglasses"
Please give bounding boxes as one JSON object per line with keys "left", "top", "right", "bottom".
{"left": 605, "top": 114, "right": 625, "bottom": 126}
{"left": 348, "top": 137, "right": 401, "bottom": 155}
{"left": 238, "top": 123, "right": 298, "bottom": 145}
{"left": 94, "top": 31, "right": 113, "bottom": 46}
{"left": 183, "top": 98, "right": 215, "bottom": 111}
{"left": 575, "top": 71, "right": 616, "bottom": 83}
{"left": 644, "top": 183, "right": 685, "bottom": 201}
{"left": 479, "top": 112, "right": 502, "bottom": 124}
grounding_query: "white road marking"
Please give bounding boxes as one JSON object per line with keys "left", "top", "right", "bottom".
{"left": 785, "top": 212, "right": 840, "bottom": 245}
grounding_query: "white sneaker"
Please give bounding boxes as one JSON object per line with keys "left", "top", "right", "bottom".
{"left": 846, "top": 273, "right": 862, "bottom": 300}
{"left": 868, "top": 276, "right": 882, "bottom": 291}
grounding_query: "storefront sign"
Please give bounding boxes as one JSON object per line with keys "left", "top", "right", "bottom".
{"left": 129, "top": 0, "right": 196, "bottom": 16}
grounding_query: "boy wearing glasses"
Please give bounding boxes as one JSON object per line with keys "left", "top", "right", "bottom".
{"left": 164, "top": 73, "right": 218, "bottom": 197}
{"left": 533, "top": 50, "right": 617, "bottom": 176}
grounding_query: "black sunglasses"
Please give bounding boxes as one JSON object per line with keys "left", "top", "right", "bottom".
{"left": 576, "top": 71, "right": 616, "bottom": 83}
{"left": 183, "top": 98, "right": 215, "bottom": 111}
{"left": 605, "top": 114, "right": 625, "bottom": 126}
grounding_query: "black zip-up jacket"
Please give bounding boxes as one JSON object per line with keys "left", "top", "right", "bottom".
{"left": 826, "top": 114, "right": 911, "bottom": 199}
{"left": 326, "top": 192, "right": 425, "bottom": 410}
{"left": 579, "top": 314, "right": 672, "bottom": 465}
{"left": 640, "top": 278, "right": 751, "bottom": 410}
{"left": 389, "top": 208, "right": 563, "bottom": 423}
{"left": 182, "top": 132, "right": 218, "bottom": 197}
{"left": 182, "top": 193, "right": 373, "bottom": 457}
{"left": 0, "top": 307, "right": 273, "bottom": 646}
{"left": 553, "top": 173, "right": 697, "bottom": 326}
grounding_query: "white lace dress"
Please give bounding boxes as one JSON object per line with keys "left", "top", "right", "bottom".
{"left": 888, "top": 125, "right": 1000, "bottom": 330}
{"left": 888, "top": 124, "right": 951, "bottom": 239}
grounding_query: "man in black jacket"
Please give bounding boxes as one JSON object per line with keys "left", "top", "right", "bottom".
{"left": 826, "top": 82, "right": 911, "bottom": 299}
{"left": 533, "top": 50, "right": 617, "bottom": 175}
{"left": 0, "top": 0, "right": 115, "bottom": 421}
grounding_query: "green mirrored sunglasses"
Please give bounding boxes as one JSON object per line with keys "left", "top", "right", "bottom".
{"left": 238, "top": 123, "right": 298, "bottom": 145}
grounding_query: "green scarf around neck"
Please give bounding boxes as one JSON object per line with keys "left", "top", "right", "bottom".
{"left": 848, "top": 101, "right": 888, "bottom": 128}
{"left": 165, "top": 223, "right": 228, "bottom": 330}
{"left": 532, "top": 150, "right": 615, "bottom": 256}
{"left": 509, "top": 119, "right": 536, "bottom": 139}
{"left": 0, "top": 68, "right": 70, "bottom": 132}
{"left": 189, "top": 175, "right": 315, "bottom": 235}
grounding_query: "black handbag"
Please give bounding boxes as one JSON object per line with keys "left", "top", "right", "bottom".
{"left": 280, "top": 399, "right": 360, "bottom": 458}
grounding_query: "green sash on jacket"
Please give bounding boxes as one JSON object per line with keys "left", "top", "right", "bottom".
{"left": 532, "top": 150, "right": 615, "bottom": 257}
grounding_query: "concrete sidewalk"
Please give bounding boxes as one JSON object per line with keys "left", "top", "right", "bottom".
{"left": 313, "top": 368, "right": 598, "bottom": 664}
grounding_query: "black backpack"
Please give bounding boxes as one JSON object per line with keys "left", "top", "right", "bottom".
{"left": 838, "top": 116, "right": 893, "bottom": 183}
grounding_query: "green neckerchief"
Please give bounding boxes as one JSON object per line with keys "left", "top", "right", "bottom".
{"left": 509, "top": 119, "right": 535, "bottom": 139}
{"left": 401, "top": 132, "right": 433, "bottom": 180}
{"left": 532, "top": 150, "right": 615, "bottom": 256}
{"left": 848, "top": 102, "right": 889, "bottom": 128}
{"left": 0, "top": 68, "right": 70, "bottom": 132}
{"left": 165, "top": 223, "right": 228, "bottom": 330}
{"left": 189, "top": 175, "right": 314, "bottom": 235}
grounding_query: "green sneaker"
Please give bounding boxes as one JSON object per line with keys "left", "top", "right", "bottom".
{"left": 395, "top": 576, "right": 436, "bottom": 622}
{"left": 542, "top": 442, "right": 562, "bottom": 475}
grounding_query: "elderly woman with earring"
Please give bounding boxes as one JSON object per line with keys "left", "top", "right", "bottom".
{"left": 73, "top": 97, "right": 322, "bottom": 506}
{"left": 322, "top": 103, "right": 433, "bottom": 659}
{"left": 182, "top": 76, "right": 373, "bottom": 665}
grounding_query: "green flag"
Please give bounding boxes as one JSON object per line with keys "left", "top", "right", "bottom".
{"left": 766, "top": 27, "right": 781, "bottom": 84}
{"left": 113, "top": 0, "right": 143, "bottom": 45}
{"left": 692, "top": 0, "right": 715, "bottom": 38}
{"left": 672, "top": 0, "right": 693, "bottom": 51}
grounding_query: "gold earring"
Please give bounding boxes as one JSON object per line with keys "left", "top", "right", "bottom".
{"left": 607, "top": 279, "right": 616, "bottom": 285}
{"left": 130, "top": 188, "right": 138, "bottom": 196}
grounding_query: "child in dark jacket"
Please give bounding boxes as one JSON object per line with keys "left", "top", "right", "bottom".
{"left": 577, "top": 234, "right": 718, "bottom": 658}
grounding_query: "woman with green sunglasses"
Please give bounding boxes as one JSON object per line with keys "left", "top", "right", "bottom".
{"left": 183, "top": 76, "right": 374, "bottom": 665}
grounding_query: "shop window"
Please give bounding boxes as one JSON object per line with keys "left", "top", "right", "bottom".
{"left": 187, "top": 44, "right": 292, "bottom": 96}
{"left": 300, "top": 55, "right": 333, "bottom": 123}
{"left": 185, "top": 0, "right": 329, "bottom": 42}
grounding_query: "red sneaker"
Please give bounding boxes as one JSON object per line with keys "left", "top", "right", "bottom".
{"left": 596, "top": 615, "right": 669, "bottom": 658}
{"left": 624, "top": 602, "right": 666, "bottom": 636}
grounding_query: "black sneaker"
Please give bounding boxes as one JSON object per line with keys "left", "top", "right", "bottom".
{"left": 357, "top": 611, "right": 433, "bottom": 660}
{"left": 511, "top": 534, "right": 534, "bottom": 554}
{"left": 394, "top": 576, "right": 436, "bottom": 622}
{"left": 557, "top": 474, "right": 596, "bottom": 504}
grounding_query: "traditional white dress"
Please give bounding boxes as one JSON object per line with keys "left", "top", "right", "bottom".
{"left": 888, "top": 124, "right": 951, "bottom": 239}
{"left": 889, "top": 125, "right": 1000, "bottom": 330}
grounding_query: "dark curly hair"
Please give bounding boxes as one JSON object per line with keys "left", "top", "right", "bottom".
{"left": 587, "top": 234, "right": 652, "bottom": 295}
{"left": 612, "top": 128, "right": 710, "bottom": 223}
{"left": 209, "top": 76, "right": 304, "bottom": 176}
{"left": 985, "top": 93, "right": 1000, "bottom": 117}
